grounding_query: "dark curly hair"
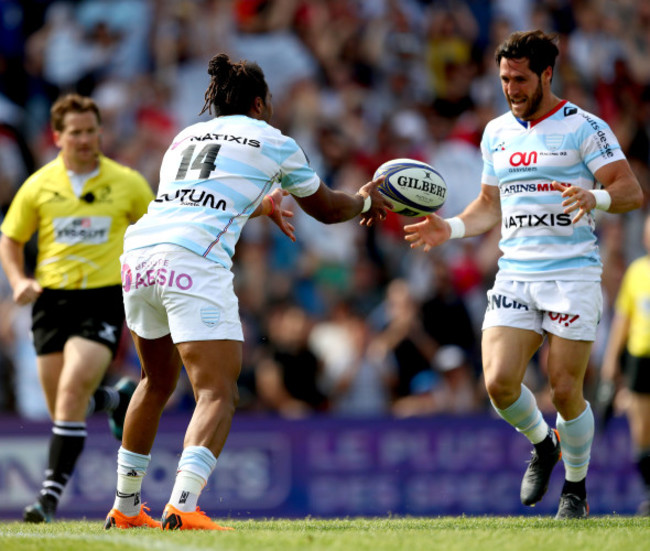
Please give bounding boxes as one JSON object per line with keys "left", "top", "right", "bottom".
{"left": 200, "top": 53, "right": 269, "bottom": 116}
{"left": 495, "top": 30, "right": 560, "bottom": 78}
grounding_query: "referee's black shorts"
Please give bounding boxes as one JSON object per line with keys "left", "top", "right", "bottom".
{"left": 31, "top": 285, "right": 125, "bottom": 357}
{"left": 625, "top": 354, "right": 650, "bottom": 394}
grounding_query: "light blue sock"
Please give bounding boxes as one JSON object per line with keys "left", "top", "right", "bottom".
{"left": 492, "top": 384, "right": 550, "bottom": 444}
{"left": 556, "top": 403, "right": 594, "bottom": 482}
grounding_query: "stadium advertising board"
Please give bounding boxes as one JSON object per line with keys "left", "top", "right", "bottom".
{"left": 0, "top": 415, "right": 642, "bottom": 519}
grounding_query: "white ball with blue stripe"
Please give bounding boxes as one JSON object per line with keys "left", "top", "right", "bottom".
{"left": 373, "top": 158, "right": 447, "bottom": 217}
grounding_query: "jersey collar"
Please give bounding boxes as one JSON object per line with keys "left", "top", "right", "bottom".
{"left": 515, "top": 99, "right": 568, "bottom": 129}
{"left": 56, "top": 151, "right": 103, "bottom": 176}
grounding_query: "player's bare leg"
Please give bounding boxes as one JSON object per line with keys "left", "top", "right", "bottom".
{"left": 547, "top": 334, "right": 593, "bottom": 519}
{"left": 106, "top": 333, "right": 181, "bottom": 529}
{"left": 482, "top": 327, "right": 561, "bottom": 507}
{"left": 160, "top": 339, "right": 239, "bottom": 530}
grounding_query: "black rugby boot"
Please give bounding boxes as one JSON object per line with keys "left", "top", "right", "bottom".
{"left": 520, "top": 429, "right": 561, "bottom": 506}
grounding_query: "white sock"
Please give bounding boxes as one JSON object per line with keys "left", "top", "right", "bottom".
{"left": 112, "top": 447, "right": 150, "bottom": 516}
{"left": 169, "top": 470, "right": 205, "bottom": 512}
{"left": 492, "top": 384, "right": 550, "bottom": 444}
{"left": 168, "top": 446, "right": 217, "bottom": 512}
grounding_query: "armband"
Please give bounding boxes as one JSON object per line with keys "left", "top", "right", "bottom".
{"left": 445, "top": 217, "right": 466, "bottom": 239}
{"left": 265, "top": 195, "right": 275, "bottom": 216}
{"left": 591, "top": 189, "right": 611, "bottom": 211}
{"left": 359, "top": 193, "right": 372, "bottom": 214}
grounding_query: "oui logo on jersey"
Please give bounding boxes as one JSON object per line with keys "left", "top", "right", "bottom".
{"left": 509, "top": 151, "right": 538, "bottom": 167}
{"left": 500, "top": 148, "right": 570, "bottom": 176}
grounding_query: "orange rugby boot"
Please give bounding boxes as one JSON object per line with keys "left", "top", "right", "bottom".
{"left": 104, "top": 504, "right": 161, "bottom": 529}
{"left": 161, "top": 503, "right": 234, "bottom": 531}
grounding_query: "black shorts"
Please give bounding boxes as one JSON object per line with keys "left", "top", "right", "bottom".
{"left": 624, "top": 354, "right": 650, "bottom": 394}
{"left": 31, "top": 286, "right": 125, "bottom": 356}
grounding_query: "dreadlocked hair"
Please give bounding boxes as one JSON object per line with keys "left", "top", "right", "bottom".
{"left": 200, "top": 53, "right": 269, "bottom": 117}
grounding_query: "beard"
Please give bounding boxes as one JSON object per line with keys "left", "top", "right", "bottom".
{"left": 511, "top": 79, "right": 544, "bottom": 120}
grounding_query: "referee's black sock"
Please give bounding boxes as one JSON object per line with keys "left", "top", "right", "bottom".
{"left": 637, "top": 450, "right": 650, "bottom": 498}
{"left": 87, "top": 386, "right": 120, "bottom": 415}
{"left": 37, "top": 422, "right": 86, "bottom": 512}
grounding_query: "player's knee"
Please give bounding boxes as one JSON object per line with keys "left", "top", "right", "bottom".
{"left": 549, "top": 381, "right": 580, "bottom": 412}
{"left": 200, "top": 377, "right": 239, "bottom": 406}
{"left": 142, "top": 374, "right": 177, "bottom": 402}
{"left": 484, "top": 373, "right": 518, "bottom": 407}
{"left": 195, "top": 386, "right": 239, "bottom": 420}
{"left": 230, "top": 383, "right": 240, "bottom": 409}
{"left": 58, "top": 385, "right": 93, "bottom": 414}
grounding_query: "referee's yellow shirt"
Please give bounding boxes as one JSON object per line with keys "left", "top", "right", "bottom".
{"left": 615, "top": 255, "right": 650, "bottom": 357}
{"left": 1, "top": 154, "right": 154, "bottom": 289}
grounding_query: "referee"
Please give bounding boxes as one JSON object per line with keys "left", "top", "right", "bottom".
{"left": 600, "top": 213, "right": 650, "bottom": 516}
{"left": 0, "top": 94, "right": 154, "bottom": 523}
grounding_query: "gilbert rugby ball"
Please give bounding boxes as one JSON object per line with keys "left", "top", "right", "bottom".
{"left": 373, "top": 158, "right": 447, "bottom": 217}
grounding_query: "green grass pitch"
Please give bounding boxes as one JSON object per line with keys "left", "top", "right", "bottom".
{"left": 1, "top": 516, "right": 649, "bottom": 551}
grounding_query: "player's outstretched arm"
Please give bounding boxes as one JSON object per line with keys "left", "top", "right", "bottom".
{"left": 258, "top": 188, "right": 296, "bottom": 242}
{"left": 404, "top": 184, "right": 501, "bottom": 252}
{"left": 358, "top": 176, "right": 392, "bottom": 227}
{"left": 404, "top": 214, "right": 450, "bottom": 252}
{"left": 295, "top": 175, "right": 391, "bottom": 226}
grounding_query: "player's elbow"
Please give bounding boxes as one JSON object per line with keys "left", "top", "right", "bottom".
{"left": 617, "top": 178, "right": 644, "bottom": 212}
{"left": 630, "top": 186, "right": 644, "bottom": 211}
{"left": 617, "top": 186, "right": 645, "bottom": 213}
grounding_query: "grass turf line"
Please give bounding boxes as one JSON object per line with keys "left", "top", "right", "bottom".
{"left": 0, "top": 516, "right": 648, "bottom": 551}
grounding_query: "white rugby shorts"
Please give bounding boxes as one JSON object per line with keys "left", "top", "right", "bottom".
{"left": 481, "top": 279, "right": 602, "bottom": 341}
{"left": 120, "top": 244, "right": 243, "bottom": 343}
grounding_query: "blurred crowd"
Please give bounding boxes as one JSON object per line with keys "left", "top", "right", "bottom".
{"left": 0, "top": 0, "right": 648, "bottom": 420}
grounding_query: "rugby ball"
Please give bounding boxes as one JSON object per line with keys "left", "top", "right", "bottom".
{"left": 373, "top": 158, "right": 447, "bottom": 217}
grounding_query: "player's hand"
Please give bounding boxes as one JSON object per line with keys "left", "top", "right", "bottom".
{"left": 267, "top": 188, "right": 296, "bottom": 242}
{"left": 359, "top": 176, "right": 392, "bottom": 227}
{"left": 403, "top": 213, "right": 450, "bottom": 252}
{"left": 13, "top": 278, "right": 43, "bottom": 306}
{"left": 553, "top": 181, "right": 596, "bottom": 224}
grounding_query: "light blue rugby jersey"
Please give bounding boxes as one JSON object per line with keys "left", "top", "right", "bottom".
{"left": 481, "top": 100, "right": 626, "bottom": 282}
{"left": 123, "top": 115, "right": 320, "bottom": 269}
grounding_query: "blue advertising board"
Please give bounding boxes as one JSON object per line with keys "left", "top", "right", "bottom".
{"left": 0, "top": 414, "right": 643, "bottom": 519}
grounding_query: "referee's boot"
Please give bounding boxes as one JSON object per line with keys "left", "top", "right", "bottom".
{"left": 520, "top": 428, "right": 561, "bottom": 506}
{"left": 23, "top": 496, "right": 56, "bottom": 523}
{"left": 108, "top": 377, "right": 137, "bottom": 440}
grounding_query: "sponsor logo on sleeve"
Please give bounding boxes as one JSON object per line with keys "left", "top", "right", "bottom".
{"left": 581, "top": 113, "right": 614, "bottom": 159}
